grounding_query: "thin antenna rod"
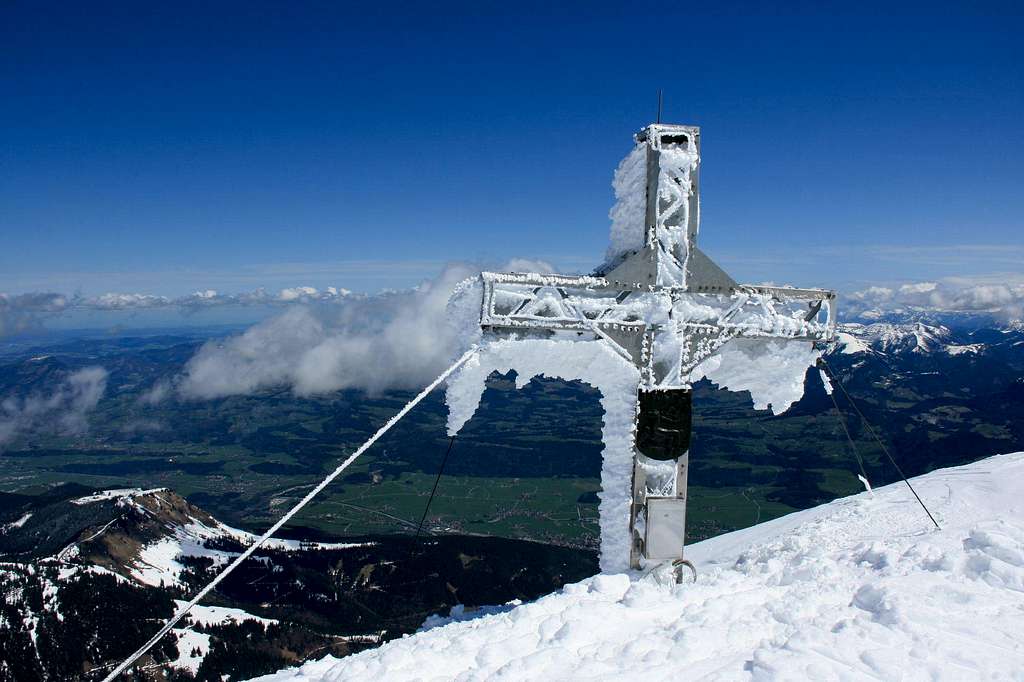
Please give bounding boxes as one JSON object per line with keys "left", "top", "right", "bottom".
{"left": 656, "top": 89, "right": 663, "bottom": 123}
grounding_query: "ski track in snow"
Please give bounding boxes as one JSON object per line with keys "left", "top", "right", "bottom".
{"left": 251, "top": 453, "right": 1024, "bottom": 682}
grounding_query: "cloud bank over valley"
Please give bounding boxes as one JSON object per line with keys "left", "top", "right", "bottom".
{"left": 0, "top": 367, "right": 109, "bottom": 450}
{"left": 2, "top": 266, "right": 1022, "bottom": 433}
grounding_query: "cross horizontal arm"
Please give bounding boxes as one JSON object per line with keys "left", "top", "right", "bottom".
{"left": 476, "top": 271, "right": 835, "bottom": 388}
{"left": 478, "top": 271, "right": 834, "bottom": 338}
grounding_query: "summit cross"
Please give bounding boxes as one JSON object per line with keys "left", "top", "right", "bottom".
{"left": 465, "top": 124, "right": 835, "bottom": 571}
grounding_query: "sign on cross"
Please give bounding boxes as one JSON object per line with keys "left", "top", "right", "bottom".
{"left": 470, "top": 124, "right": 835, "bottom": 571}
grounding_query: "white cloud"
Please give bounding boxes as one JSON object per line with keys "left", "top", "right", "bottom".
{"left": 845, "top": 277, "right": 1024, "bottom": 320}
{"left": 175, "top": 264, "right": 480, "bottom": 398}
{"left": 0, "top": 286, "right": 365, "bottom": 335}
{"left": 138, "top": 379, "right": 172, "bottom": 405}
{"left": 275, "top": 286, "right": 351, "bottom": 303}
{"left": 0, "top": 366, "right": 109, "bottom": 450}
{"left": 80, "top": 287, "right": 352, "bottom": 310}
{"left": 0, "top": 292, "right": 69, "bottom": 337}
{"left": 502, "top": 259, "right": 556, "bottom": 275}
{"left": 278, "top": 286, "right": 319, "bottom": 301}
{"left": 118, "top": 418, "right": 166, "bottom": 434}
{"left": 897, "top": 282, "right": 938, "bottom": 295}
{"left": 86, "top": 293, "right": 172, "bottom": 309}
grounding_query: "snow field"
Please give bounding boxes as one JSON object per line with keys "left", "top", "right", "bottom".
{"left": 109, "top": 490, "right": 371, "bottom": 588}
{"left": 175, "top": 601, "right": 278, "bottom": 627}
{"left": 252, "top": 452, "right": 1024, "bottom": 682}
{"left": 71, "top": 488, "right": 167, "bottom": 505}
{"left": 170, "top": 628, "right": 211, "bottom": 674}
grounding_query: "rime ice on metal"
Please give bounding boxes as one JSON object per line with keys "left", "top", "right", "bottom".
{"left": 446, "top": 124, "right": 836, "bottom": 573}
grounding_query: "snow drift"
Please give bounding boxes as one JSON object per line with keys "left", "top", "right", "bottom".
{"left": 253, "top": 452, "right": 1024, "bottom": 681}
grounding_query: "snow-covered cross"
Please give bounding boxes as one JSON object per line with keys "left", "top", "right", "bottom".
{"left": 445, "top": 124, "right": 836, "bottom": 573}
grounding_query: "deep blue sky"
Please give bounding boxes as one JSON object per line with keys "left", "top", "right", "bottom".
{"left": 2, "top": 1, "right": 1022, "bottom": 300}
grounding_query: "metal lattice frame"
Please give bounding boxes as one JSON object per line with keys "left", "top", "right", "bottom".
{"left": 474, "top": 123, "right": 837, "bottom": 570}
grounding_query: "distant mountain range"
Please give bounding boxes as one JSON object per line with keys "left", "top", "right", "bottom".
{"left": 835, "top": 318, "right": 1024, "bottom": 357}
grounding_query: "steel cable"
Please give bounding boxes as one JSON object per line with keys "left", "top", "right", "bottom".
{"left": 818, "top": 358, "right": 941, "bottom": 530}
{"left": 101, "top": 346, "right": 478, "bottom": 681}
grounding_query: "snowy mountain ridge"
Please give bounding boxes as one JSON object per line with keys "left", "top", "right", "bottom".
{"left": 253, "top": 452, "right": 1024, "bottom": 681}
{"left": 837, "top": 322, "right": 952, "bottom": 356}
{"left": 834, "top": 320, "right": 1024, "bottom": 358}
{"left": 55, "top": 487, "right": 369, "bottom": 588}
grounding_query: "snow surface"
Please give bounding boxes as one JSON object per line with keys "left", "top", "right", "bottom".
{"left": 605, "top": 132, "right": 700, "bottom": 288}
{"left": 687, "top": 338, "right": 820, "bottom": 414}
{"left": 71, "top": 488, "right": 166, "bottom": 505}
{"left": 818, "top": 369, "right": 833, "bottom": 396}
{"left": 652, "top": 144, "right": 701, "bottom": 286}
{"left": 170, "top": 628, "right": 211, "bottom": 674}
{"left": 835, "top": 331, "right": 871, "bottom": 355}
{"left": 174, "top": 601, "right": 278, "bottom": 627}
{"left": 252, "top": 452, "right": 1024, "bottom": 682}
{"left": 838, "top": 323, "right": 952, "bottom": 356}
{"left": 418, "top": 601, "right": 522, "bottom": 633}
{"left": 132, "top": 537, "right": 209, "bottom": 587}
{"left": 129, "top": 515, "right": 371, "bottom": 587}
{"left": 946, "top": 344, "right": 984, "bottom": 356}
{"left": 606, "top": 144, "right": 647, "bottom": 263}
{"left": 0, "top": 512, "right": 32, "bottom": 534}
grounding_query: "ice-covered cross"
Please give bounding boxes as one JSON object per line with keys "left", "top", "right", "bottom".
{"left": 445, "top": 124, "right": 836, "bottom": 573}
